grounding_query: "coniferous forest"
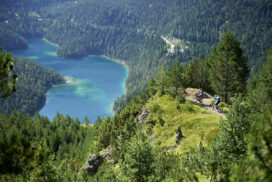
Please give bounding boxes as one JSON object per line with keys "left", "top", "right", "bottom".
{"left": 0, "top": 56, "right": 65, "bottom": 115}
{"left": 1, "top": 0, "right": 271, "bottom": 109}
{"left": 0, "top": 0, "right": 272, "bottom": 181}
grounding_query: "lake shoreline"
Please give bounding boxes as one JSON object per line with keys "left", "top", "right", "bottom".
{"left": 101, "top": 55, "right": 129, "bottom": 73}
{"left": 42, "top": 37, "right": 129, "bottom": 116}
{"left": 101, "top": 55, "right": 129, "bottom": 94}
{"left": 42, "top": 37, "right": 59, "bottom": 47}
{"left": 42, "top": 37, "right": 129, "bottom": 95}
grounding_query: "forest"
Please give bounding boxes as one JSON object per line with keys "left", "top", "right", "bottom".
{"left": 0, "top": 55, "right": 65, "bottom": 115}
{"left": 0, "top": 30, "right": 271, "bottom": 181}
{"left": 0, "top": 0, "right": 272, "bottom": 181}
{"left": 0, "top": 0, "right": 271, "bottom": 110}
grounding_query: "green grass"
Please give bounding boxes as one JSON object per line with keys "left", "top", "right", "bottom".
{"left": 80, "top": 123, "right": 93, "bottom": 128}
{"left": 144, "top": 94, "right": 222, "bottom": 155}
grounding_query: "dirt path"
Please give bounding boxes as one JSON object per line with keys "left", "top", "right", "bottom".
{"left": 185, "top": 88, "right": 225, "bottom": 116}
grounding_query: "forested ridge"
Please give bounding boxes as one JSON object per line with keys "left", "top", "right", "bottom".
{"left": 0, "top": 56, "right": 65, "bottom": 116}
{"left": 0, "top": 0, "right": 271, "bottom": 109}
{"left": 0, "top": 1, "right": 271, "bottom": 181}
{"left": 1, "top": 30, "right": 271, "bottom": 181}
{"left": 0, "top": 28, "right": 28, "bottom": 51}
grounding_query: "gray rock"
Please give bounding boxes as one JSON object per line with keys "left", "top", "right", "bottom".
{"left": 99, "top": 150, "right": 111, "bottom": 159}
{"left": 99, "top": 146, "right": 115, "bottom": 164}
{"left": 176, "top": 126, "right": 183, "bottom": 145}
{"left": 138, "top": 108, "right": 150, "bottom": 124}
{"left": 84, "top": 154, "right": 103, "bottom": 176}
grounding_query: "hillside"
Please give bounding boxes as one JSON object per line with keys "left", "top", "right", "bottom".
{"left": 0, "top": 0, "right": 271, "bottom": 108}
{"left": 0, "top": 28, "right": 28, "bottom": 51}
{"left": 0, "top": 1, "right": 271, "bottom": 181}
{"left": 0, "top": 56, "right": 65, "bottom": 115}
{"left": 0, "top": 46, "right": 271, "bottom": 181}
{"left": 142, "top": 93, "right": 222, "bottom": 154}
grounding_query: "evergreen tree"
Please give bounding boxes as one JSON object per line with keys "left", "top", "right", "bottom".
{"left": 192, "top": 96, "right": 250, "bottom": 181}
{"left": 207, "top": 30, "right": 249, "bottom": 103}
{"left": 146, "top": 78, "right": 157, "bottom": 96}
{"left": 119, "top": 130, "right": 154, "bottom": 182}
{"left": 95, "top": 117, "right": 112, "bottom": 150}
{"left": 153, "top": 148, "right": 191, "bottom": 181}
{"left": 30, "top": 140, "right": 60, "bottom": 182}
{"left": 230, "top": 49, "right": 272, "bottom": 181}
{"left": 166, "top": 62, "right": 184, "bottom": 97}
{"left": 247, "top": 48, "right": 272, "bottom": 113}
{"left": 230, "top": 109, "right": 272, "bottom": 182}
{"left": 0, "top": 48, "right": 17, "bottom": 98}
{"left": 189, "top": 54, "right": 211, "bottom": 92}
{"left": 155, "top": 65, "right": 167, "bottom": 96}
{"left": 84, "top": 116, "right": 90, "bottom": 126}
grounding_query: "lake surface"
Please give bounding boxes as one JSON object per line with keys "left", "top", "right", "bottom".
{"left": 13, "top": 38, "right": 127, "bottom": 123}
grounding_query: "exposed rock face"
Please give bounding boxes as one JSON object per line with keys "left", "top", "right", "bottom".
{"left": 138, "top": 108, "right": 150, "bottom": 124}
{"left": 84, "top": 154, "right": 103, "bottom": 176}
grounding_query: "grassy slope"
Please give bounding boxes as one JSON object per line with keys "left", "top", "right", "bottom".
{"left": 144, "top": 94, "right": 224, "bottom": 154}
{"left": 90, "top": 93, "right": 224, "bottom": 181}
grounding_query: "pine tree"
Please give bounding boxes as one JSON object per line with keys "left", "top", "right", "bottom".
{"left": 155, "top": 65, "right": 167, "bottom": 96}
{"left": 230, "top": 49, "right": 272, "bottom": 181}
{"left": 192, "top": 54, "right": 211, "bottom": 92}
{"left": 84, "top": 116, "right": 90, "bottom": 126}
{"left": 208, "top": 30, "right": 249, "bottom": 103}
{"left": 192, "top": 96, "right": 250, "bottom": 181}
{"left": 230, "top": 109, "right": 272, "bottom": 182}
{"left": 119, "top": 131, "right": 154, "bottom": 182}
{"left": 30, "top": 139, "right": 60, "bottom": 182}
{"left": 166, "top": 62, "right": 184, "bottom": 97}
{"left": 95, "top": 117, "right": 112, "bottom": 150}
{"left": 247, "top": 48, "right": 272, "bottom": 113}
{"left": 146, "top": 78, "right": 157, "bottom": 96}
{"left": 0, "top": 48, "right": 17, "bottom": 98}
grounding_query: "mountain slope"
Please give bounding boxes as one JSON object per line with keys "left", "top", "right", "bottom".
{"left": 0, "top": 0, "right": 271, "bottom": 108}
{"left": 0, "top": 56, "right": 65, "bottom": 115}
{"left": 143, "top": 93, "right": 222, "bottom": 154}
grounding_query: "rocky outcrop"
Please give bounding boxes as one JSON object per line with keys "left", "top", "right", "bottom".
{"left": 83, "top": 146, "right": 114, "bottom": 176}
{"left": 84, "top": 154, "right": 103, "bottom": 176}
{"left": 99, "top": 146, "right": 114, "bottom": 165}
{"left": 138, "top": 108, "right": 150, "bottom": 125}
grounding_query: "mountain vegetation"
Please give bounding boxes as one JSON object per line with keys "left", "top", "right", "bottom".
{"left": 0, "top": 56, "right": 64, "bottom": 115}
{"left": 0, "top": 28, "right": 28, "bottom": 51}
{"left": 0, "top": 48, "right": 17, "bottom": 98}
{"left": 0, "top": 0, "right": 271, "bottom": 109}
{"left": 0, "top": 29, "right": 271, "bottom": 181}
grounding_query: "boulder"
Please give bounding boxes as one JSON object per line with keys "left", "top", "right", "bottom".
{"left": 84, "top": 154, "right": 103, "bottom": 176}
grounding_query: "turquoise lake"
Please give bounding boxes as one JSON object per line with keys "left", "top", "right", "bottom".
{"left": 12, "top": 39, "right": 127, "bottom": 123}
